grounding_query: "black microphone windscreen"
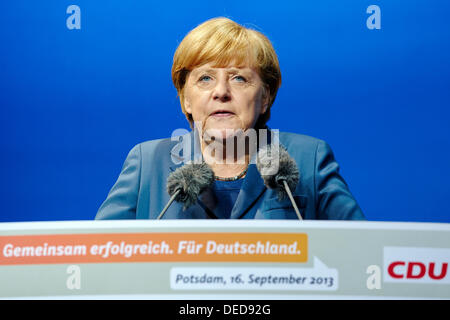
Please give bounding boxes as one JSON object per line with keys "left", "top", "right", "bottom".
{"left": 166, "top": 161, "right": 214, "bottom": 209}
{"left": 257, "top": 145, "right": 299, "bottom": 200}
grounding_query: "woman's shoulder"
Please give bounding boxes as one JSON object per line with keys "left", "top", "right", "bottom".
{"left": 137, "top": 136, "right": 176, "bottom": 149}
{"left": 134, "top": 132, "right": 190, "bottom": 150}
{"left": 131, "top": 132, "right": 195, "bottom": 163}
{"left": 123, "top": 136, "right": 177, "bottom": 161}
{"left": 278, "top": 131, "right": 326, "bottom": 150}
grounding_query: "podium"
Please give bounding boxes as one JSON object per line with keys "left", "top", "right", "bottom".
{"left": 0, "top": 220, "right": 449, "bottom": 299}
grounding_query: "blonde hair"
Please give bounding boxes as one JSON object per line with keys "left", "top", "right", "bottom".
{"left": 171, "top": 17, "right": 282, "bottom": 128}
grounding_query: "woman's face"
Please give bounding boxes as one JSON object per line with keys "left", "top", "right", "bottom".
{"left": 183, "top": 62, "right": 268, "bottom": 140}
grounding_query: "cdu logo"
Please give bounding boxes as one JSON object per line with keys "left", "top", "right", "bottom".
{"left": 384, "top": 247, "right": 450, "bottom": 284}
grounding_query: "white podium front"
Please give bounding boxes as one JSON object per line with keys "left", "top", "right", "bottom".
{"left": 0, "top": 220, "right": 449, "bottom": 299}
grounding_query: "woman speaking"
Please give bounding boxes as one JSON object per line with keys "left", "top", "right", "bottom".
{"left": 95, "top": 17, "right": 365, "bottom": 220}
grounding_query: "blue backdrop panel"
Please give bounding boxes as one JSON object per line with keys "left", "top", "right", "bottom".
{"left": 0, "top": 1, "right": 449, "bottom": 222}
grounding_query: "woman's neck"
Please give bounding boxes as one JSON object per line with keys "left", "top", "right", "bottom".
{"left": 200, "top": 136, "right": 252, "bottom": 179}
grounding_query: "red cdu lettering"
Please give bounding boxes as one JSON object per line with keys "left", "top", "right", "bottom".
{"left": 406, "top": 262, "right": 426, "bottom": 279}
{"left": 388, "top": 261, "right": 405, "bottom": 279}
{"left": 428, "top": 262, "right": 448, "bottom": 280}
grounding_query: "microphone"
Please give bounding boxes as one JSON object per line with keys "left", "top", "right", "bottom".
{"left": 256, "top": 145, "right": 302, "bottom": 220}
{"left": 157, "top": 161, "right": 215, "bottom": 220}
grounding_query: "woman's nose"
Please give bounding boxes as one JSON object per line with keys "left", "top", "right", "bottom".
{"left": 212, "top": 76, "right": 231, "bottom": 102}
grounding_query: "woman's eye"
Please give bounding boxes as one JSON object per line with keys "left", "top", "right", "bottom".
{"left": 199, "top": 75, "right": 212, "bottom": 82}
{"left": 233, "top": 75, "right": 246, "bottom": 82}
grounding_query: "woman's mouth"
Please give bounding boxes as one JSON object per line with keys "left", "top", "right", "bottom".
{"left": 211, "top": 110, "right": 235, "bottom": 117}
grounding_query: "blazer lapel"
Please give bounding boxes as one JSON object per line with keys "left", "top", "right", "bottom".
{"left": 230, "top": 127, "right": 274, "bottom": 219}
{"left": 230, "top": 163, "right": 266, "bottom": 219}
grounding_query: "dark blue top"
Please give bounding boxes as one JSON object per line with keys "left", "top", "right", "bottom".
{"left": 212, "top": 178, "right": 244, "bottom": 219}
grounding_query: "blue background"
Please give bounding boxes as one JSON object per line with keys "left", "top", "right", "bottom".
{"left": 1, "top": 1, "right": 449, "bottom": 222}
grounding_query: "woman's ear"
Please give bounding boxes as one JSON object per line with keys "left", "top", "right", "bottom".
{"left": 182, "top": 90, "right": 192, "bottom": 114}
{"left": 184, "top": 100, "right": 192, "bottom": 114}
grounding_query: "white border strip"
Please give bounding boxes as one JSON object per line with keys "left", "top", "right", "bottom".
{"left": 0, "top": 220, "right": 449, "bottom": 232}
{"left": 2, "top": 294, "right": 446, "bottom": 300}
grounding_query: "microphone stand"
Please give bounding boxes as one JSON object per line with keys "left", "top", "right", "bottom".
{"left": 281, "top": 180, "right": 302, "bottom": 220}
{"left": 157, "top": 188, "right": 181, "bottom": 220}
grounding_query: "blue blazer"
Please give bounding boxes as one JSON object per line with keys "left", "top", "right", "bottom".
{"left": 95, "top": 131, "right": 365, "bottom": 220}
